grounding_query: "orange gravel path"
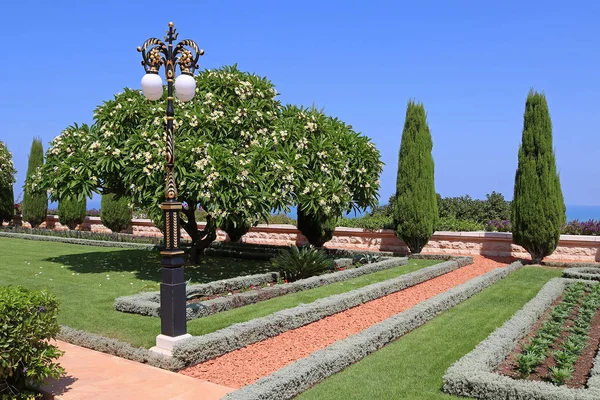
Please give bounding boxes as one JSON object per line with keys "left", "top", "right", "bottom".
{"left": 180, "top": 256, "right": 509, "bottom": 388}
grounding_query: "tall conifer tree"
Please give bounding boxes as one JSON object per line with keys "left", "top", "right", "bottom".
{"left": 22, "top": 138, "right": 47, "bottom": 227}
{"left": 512, "top": 90, "right": 565, "bottom": 263}
{"left": 393, "top": 100, "right": 437, "bottom": 253}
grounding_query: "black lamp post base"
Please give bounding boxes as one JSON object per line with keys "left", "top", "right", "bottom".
{"left": 159, "top": 266, "right": 187, "bottom": 337}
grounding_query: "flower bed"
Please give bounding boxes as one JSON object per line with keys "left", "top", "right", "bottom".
{"left": 172, "top": 256, "right": 472, "bottom": 367}
{"left": 222, "top": 261, "right": 523, "bottom": 400}
{"left": 443, "top": 278, "right": 600, "bottom": 400}
{"left": 114, "top": 257, "right": 407, "bottom": 320}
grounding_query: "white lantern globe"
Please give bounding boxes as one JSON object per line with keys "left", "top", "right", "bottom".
{"left": 175, "top": 74, "right": 196, "bottom": 102}
{"left": 141, "top": 73, "right": 163, "bottom": 100}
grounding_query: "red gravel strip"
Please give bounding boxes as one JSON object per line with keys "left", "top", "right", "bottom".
{"left": 180, "top": 256, "right": 509, "bottom": 388}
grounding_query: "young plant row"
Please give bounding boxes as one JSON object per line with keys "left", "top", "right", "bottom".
{"left": 514, "top": 282, "right": 586, "bottom": 378}
{"left": 547, "top": 282, "right": 600, "bottom": 385}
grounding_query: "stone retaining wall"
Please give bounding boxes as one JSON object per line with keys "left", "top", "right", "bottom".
{"left": 6, "top": 215, "right": 600, "bottom": 262}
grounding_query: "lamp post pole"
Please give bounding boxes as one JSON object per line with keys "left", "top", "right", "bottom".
{"left": 138, "top": 22, "right": 204, "bottom": 354}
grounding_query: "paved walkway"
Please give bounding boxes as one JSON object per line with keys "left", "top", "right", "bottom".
{"left": 41, "top": 340, "right": 234, "bottom": 400}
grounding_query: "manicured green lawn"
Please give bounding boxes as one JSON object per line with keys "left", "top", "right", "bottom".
{"left": 0, "top": 237, "right": 436, "bottom": 348}
{"left": 298, "top": 266, "right": 562, "bottom": 400}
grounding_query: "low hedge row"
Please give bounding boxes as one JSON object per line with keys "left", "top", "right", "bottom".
{"left": 443, "top": 277, "right": 600, "bottom": 400}
{"left": 57, "top": 326, "right": 183, "bottom": 371}
{"left": 115, "top": 257, "right": 406, "bottom": 320}
{"left": 114, "top": 271, "right": 280, "bottom": 317}
{"left": 0, "top": 231, "right": 157, "bottom": 250}
{"left": 563, "top": 267, "right": 600, "bottom": 281}
{"left": 224, "top": 261, "right": 524, "bottom": 400}
{"left": 173, "top": 256, "right": 472, "bottom": 367}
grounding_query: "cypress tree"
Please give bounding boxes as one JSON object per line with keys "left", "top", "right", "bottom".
{"left": 58, "top": 196, "right": 87, "bottom": 229}
{"left": 393, "top": 100, "right": 437, "bottom": 254}
{"left": 100, "top": 193, "right": 132, "bottom": 233}
{"left": 22, "top": 138, "right": 47, "bottom": 227}
{"left": 512, "top": 90, "right": 565, "bottom": 264}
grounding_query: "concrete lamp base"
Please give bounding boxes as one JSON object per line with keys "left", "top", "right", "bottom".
{"left": 150, "top": 333, "right": 192, "bottom": 357}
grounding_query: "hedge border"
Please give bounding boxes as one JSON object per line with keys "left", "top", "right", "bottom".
{"left": 223, "top": 261, "right": 524, "bottom": 400}
{"left": 172, "top": 256, "right": 472, "bottom": 366}
{"left": 443, "top": 277, "right": 600, "bottom": 400}
{"left": 114, "top": 257, "right": 407, "bottom": 320}
{"left": 57, "top": 326, "right": 183, "bottom": 371}
{"left": 0, "top": 231, "right": 158, "bottom": 250}
{"left": 563, "top": 267, "right": 600, "bottom": 281}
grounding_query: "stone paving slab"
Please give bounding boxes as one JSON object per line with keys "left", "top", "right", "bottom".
{"left": 40, "top": 340, "right": 234, "bottom": 400}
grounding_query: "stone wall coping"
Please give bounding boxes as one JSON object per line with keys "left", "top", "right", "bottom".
{"left": 42, "top": 215, "right": 600, "bottom": 244}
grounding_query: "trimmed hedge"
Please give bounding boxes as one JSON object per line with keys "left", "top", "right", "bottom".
{"left": 563, "top": 267, "right": 600, "bottom": 281}
{"left": 443, "top": 278, "right": 600, "bottom": 400}
{"left": 58, "top": 326, "right": 182, "bottom": 371}
{"left": 115, "top": 257, "right": 407, "bottom": 320}
{"left": 173, "top": 257, "right": 472, "bottom": 367}
{"left": 224, "top": 261, "right": 524, "bottom": 400}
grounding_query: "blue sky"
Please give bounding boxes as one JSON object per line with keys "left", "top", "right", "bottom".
{"left": 1, "top": 0, "right": 599, "bottom": 209}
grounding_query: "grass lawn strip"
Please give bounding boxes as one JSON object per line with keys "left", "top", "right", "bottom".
{"left": 443, "top": 278, "right": 600, "bottom": 400}
{"left": 173, "top": 256, "right": 472, "bottom": 366}
{"left": 0, "top": 231, "right": 158, "bottom": 249}
{"left": 115, "top": 257, "right": 408, "bottom": 320}
{"left": 222, "top": 261, "right": 522, "bottom": 400}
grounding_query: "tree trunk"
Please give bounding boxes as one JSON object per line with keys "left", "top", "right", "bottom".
{"left": 180, "top": 203, "right": 217, "bottom": 264}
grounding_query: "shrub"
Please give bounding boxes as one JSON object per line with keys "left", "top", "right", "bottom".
{"left": 297, "top": 208, "right": 338, "bottom": 247}
{"left": 512, "top": 90, "right": 565, "bottom": 263}
{"left": 22, "top": 139, "right": 47, "bottom": 227}
{"left": 265, "top": 213, "right": 297, "bottom": 225}
{"left": 437, "top": 216, "right": 484, "bottom": 231}
{"left": 393, "top": 100, "right": 438, "bottom": 253}
{"left": 58, "top": 196, "right": 86, "bottom": 229}
{"left": 0, "top": 184, "right": 13, "bottom": 224}
{"left": 437, "top": 192, "right": 511, "bottom": 223}
{"left": 484, "top": 219, "right": 513, "bottom": 232}
{"left": 0, "top": 286, "right": 64, "bottom": 398}
{"left": 339, "top": 213, "right": 394, "bottom": 230}
{"left": 270, "top": 245, "right": 333, "bottom": 282}
{"left": 100, "top": 193, "right": 132, "bottom": 233}
{"left": 562, "top": 220, "right": 600, "bottom": 236}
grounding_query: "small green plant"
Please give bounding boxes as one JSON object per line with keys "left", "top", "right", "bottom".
{"left": 548, "top": 366, "right": 573, "bottom": 386}
{"left": 270, "top": 245, "right": 333, "bottom": 282}
{"left": 0, "top": 286, "right": 64, "bottom": 398}
{"left": 515, "top": 353, "right": 542, "bottom": 378}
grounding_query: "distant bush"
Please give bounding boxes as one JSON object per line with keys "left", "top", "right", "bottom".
{"left": 22, "top": 138, "right": 47, "bottom": 227}
{"left": 484, "top": 219, "right": 512, "bottom": 232}
{"left": 562, "top": 220, "right": 600, "bottom": 236}
{"left": 0, "top": 286, "right": 64, "bottom": 398}
{"left": 100, "top": 194, "right": 132, "bottom": 233}
{"left": 58, "top": 197, "right": 86, "bottom": 229}
{"left": 438, "top": 191, "right": 511, "bottom": 223}
{"left": 339, "top": 213, "right": 393, "bottom": 230}
{"left": 265, "top": 213, "right": 297, "bottom": 225}
{"left": 271, "top": 245, "right": 334, "bottom": 282}
{"left": 437, "top": 216, "right": 484, "bottom": 231}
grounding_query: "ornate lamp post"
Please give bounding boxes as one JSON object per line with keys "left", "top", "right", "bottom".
{"left": 137, "top": 22, "right": 204, "bottom": 355}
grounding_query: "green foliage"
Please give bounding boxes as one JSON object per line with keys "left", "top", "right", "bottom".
{"left": 436, "top": 216, "right": 484, "bottom": 231}
{"left": 0, "top": 141, "right": 16, "bottom": 188}
{"left": 278, "top": 105, "right": 382, "bottom": 246}
{"left": 512, "top": 90, "right": 565, "bottom": 263}
{"left": 221, "top": 219, "right": 251, "bottom": 242}
{"left": 265, "top": 213, "right": 297, "bottom": 225}
{"left": 0, "top": 142, "right": 16, "bottom": 223}
{"left": 437, "top": 191, "right": 511, "bottom": 223}
{"left": 22, "top": 139, "right": 47, "bottom": 227}
{"left": 58, "top": 196, "right": 86, "bottom": 229}
{"left": 0, "top": 183, "right": 13, "bottom": 224}
{"left": 393, "top": 100, "right": 437, "bottom": 253}
{"left": 339, "top": 213, "right": 394, "bottom": 230}
{"left": 297, "top": 207, "right": 339, "bottom": 247}
{"left": 0, "top": 286, "right": 64, "bottom": 398}
{"left": 100, "top": 193, "right": 132, "bottom": 233}
{"left": 270, "top": 245, "right": 333, "bottom": 282}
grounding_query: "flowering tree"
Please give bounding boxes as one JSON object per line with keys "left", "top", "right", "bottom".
{"left": 0, "top": 141, "right": 16, "bottom": 223}
{"left": 30, "top": 66, "right": 301, "bottom": 261}
{"left": 278, "top": 105, "right": 383, "bottom": 246}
